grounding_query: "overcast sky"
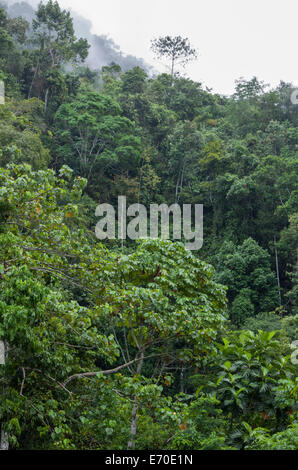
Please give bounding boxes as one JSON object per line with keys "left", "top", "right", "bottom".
{"left": 50, "top": 0, "right": 297, "bottom": 95}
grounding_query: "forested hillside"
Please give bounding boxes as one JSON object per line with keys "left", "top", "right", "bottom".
{"left": 0, "top": 1, "right": 297, "bottom": 451}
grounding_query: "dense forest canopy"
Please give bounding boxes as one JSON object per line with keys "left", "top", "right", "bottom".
{"left": 0, "top": 0, "right": 297, "bottom": 451}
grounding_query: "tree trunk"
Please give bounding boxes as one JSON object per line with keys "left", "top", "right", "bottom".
{"left": 175, "top": 171, "right": 180, "bottom": 204}
{"left": 0, "top": 341, "right": 9, "bottom": 451}
{"left": 127, "top": 350, "right": 144, "bottom": 450}
{"left": 28, "top": 60, "right": 39, "bottom": 99}
{"left": 274, "top": 236, "right": 282, "bottom": 306}
{"left": 0, "top": 341, "right": 4, "bottom": 365}
{"left": 175, "top": 160, "right": 186, "bottom": 204}
{"left": 44, "top": 87, "right": 49, "bottom": 115}
{"left": 171, "top": 56, "right": 175, "bottom": 77}
{"left": 180, "top": 366, "right": 185, "bottom": 393}
{"left": 0, "top": 429, "right": 9, "bottom": 451}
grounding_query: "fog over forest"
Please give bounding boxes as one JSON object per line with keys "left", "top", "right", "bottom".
{"left": 2, "top": 0, "right": 152, "bottom": 72}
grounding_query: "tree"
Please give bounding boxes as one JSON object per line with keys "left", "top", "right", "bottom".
{"left": 170, "top": 395, "right": 231, "bottom": 450}
{"left": 165, "top": 121, "right": 204, "bottom": 203}
{"left": 278, "top": 233, "right": 298, "bottom": 315}
{"left": 28, "top": 0, "right": 89, "bottom": 112}
{"left": 211, "top": 238, "right": 278, "bottom": 324}
{"left": 233, "top": 77, "right": 267, "bottom": 101}
{"left": 0, "top": 6, "right": 29, "bottom": 94}
{"left": 205, "top": 330, "right": 296, "bottom": 448}
{"left": 100, "top": 63, "right": 122, "bottom": 98}
{"left": 0, "top": 99, "right": 50, "bottom": 169}
{"left": 122, "top": 67, "right": 147, "bottom": 94}
{"left": 0, "top": 163, "right": 119, "bottom": 449}
{"left": 94, "top": 238, "right": 227, "bottom": 449}
{"left": 53, "top": 87, "right": 141, "bottom": 199}
{"left": 151, "top": 36, "right": 198, "bottom": 77}
{"left": 0, "top": 164, "right": 228, "bottom": 450}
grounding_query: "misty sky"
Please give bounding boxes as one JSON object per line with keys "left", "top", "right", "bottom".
{"left": 36, "top": 0, "right": 298, "bottom": 95}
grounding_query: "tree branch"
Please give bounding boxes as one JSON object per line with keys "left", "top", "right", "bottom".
{"left": 63, "top": 357, "right": 142, "bottom": 387}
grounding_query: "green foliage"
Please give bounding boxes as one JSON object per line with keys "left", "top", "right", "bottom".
{"left": 0, "top": 100, "right": 50, "bottom": 168}
{"left": 122, "top": 67, "right": 147, "bottom": 94}
{"left": 0, "top": 1, "right": 297, "bottom": 450}
{"left": 244, "top": 424, "right": 298, "bottom": 450}
{"left": 53, "top": 87, "right": 141, "bottom": 198}
{"left": 211, "top": 238, "right": 278, "bottom": 323}
{"left": 27, "top": 0, "right": 90, "bottom": 113}
{"left": 170, "top": 395, "right": 232, "bottom": 450}
{"left": 0, "top": 165, "right": 227, "bottom": 449}
{"left": 203, "top": 330, "right": 296, "bottom": 449}
{"left": 241, "top": 312, "right": 282, "bottom": 333}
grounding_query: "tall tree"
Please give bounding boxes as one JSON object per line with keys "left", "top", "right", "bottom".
{"left": 53, "top": 87, "right": 141, "bottom": 199}
{"left": 28, "top": 0, "right": 89, "bottom": 112}
{"left": 151, "top": 36, "right": 198, "bottom": 77}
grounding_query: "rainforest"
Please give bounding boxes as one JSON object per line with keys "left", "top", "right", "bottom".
{"left": 0, "top": 0, "right": 297, "bottom": 452}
